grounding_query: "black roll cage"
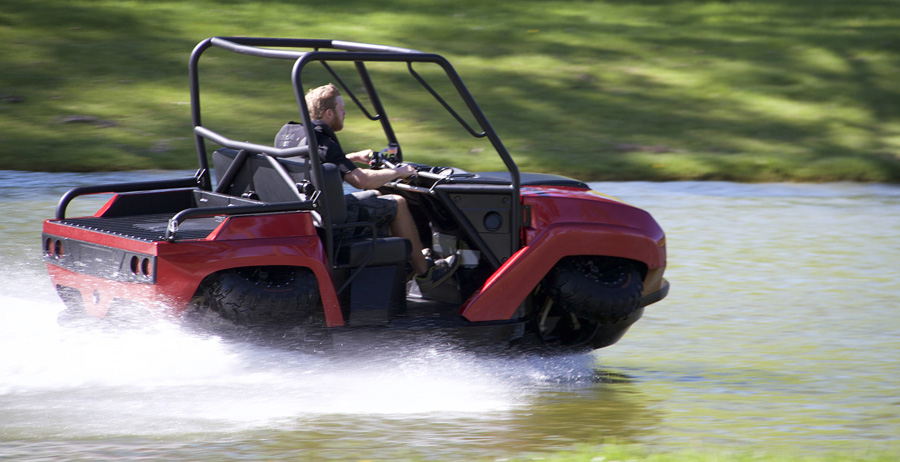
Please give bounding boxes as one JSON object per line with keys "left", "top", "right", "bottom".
{"left": 188, "top": 37, "right": 522, "bottom": 268}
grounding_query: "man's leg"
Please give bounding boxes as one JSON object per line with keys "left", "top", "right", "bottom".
{"left": 389, "top": 195, "right": 429, "bottom": 275}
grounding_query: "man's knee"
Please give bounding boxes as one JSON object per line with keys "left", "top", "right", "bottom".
{"left": 388, "top": 194, "right": 409, "bottom": 211}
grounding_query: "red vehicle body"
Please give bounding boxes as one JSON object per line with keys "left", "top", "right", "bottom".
{"left": 42, "top": 38, "right": 668, "bottom": 353}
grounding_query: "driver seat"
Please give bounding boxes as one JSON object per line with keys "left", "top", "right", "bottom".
{"left": 273, "top": 122, "right": 412, "bottom": 324}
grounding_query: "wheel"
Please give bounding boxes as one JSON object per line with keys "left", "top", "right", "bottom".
{"left": 198, "top": 266, "right": 320, "bottom": 328}
{"left": 529, "top": 257, "right": 644, "bottom": 351}
{"left": 545, "top": 257, "right": 644, "bottom": 324}
{"left": 533, "top": 295, "right": 599, "bottom": 348}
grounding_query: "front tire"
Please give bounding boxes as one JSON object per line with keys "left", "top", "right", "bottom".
{"left": 529, "top": 257, "right": 645, "bottom": 352}
{"left": 545, "top": 256, "right": 643, "bottom": 324}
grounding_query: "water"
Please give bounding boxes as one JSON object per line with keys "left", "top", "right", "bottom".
{"left": 1, "top": 171, "right": 898, "bottom": 460}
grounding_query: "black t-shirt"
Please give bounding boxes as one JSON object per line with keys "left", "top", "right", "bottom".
{"left": 311, "top": 121, "right": 357, "bottom": 176}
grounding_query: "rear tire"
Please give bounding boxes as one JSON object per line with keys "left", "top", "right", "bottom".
{"left": 199, "top": 266, "right": 320, "bottom": 328}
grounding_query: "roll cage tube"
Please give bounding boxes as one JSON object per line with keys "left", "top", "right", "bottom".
{"left": 190, "top": 37, "right": 418, "bottom": 178}
{"left": 189, "top": 37, "right": 522, "bottom": 267}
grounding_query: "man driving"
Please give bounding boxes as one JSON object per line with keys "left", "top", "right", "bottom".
{"left": 276, "top": 83, "right": 456, "bottom": 293}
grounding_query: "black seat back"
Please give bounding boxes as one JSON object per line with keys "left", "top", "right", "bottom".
{"left": 248, "top": 155, "right": 308, "bottom": 203}
{"left": 212, "top": 148, "right": 254, "bottom": 197}
{"left": 313, "top": 163, "right": 347, "bottom": 225}
{"left": 212, "top": 148, "right": 314, "bottom": 203}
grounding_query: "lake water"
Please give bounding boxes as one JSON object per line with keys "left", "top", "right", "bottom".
{"left": 1, "top": 171, "right": 898, "bottom": 460}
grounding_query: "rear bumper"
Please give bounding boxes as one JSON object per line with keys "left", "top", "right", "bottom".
{"left": 45, "top": 263, "right": 174, "bottom": 318}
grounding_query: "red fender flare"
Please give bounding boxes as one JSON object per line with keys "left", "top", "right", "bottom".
{"left": 460, "top": 223, "right": 665, "bottom": 322}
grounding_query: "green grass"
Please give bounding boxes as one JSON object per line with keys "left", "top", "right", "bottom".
{"left": 497, "top": 443, "right": 900, "bottom": 462}
{"left": 2, "top": 0, "right": 899, "bottom": 181}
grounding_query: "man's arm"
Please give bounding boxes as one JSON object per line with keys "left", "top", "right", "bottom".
{"left": 346, "top": 149, "right": 373, "bottom": 164}
{"left": 344, "top": 164, "right": 416, "bottom": 190}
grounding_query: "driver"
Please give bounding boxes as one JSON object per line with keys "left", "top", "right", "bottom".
{"left": 276, "top": 83, "right": 457, "bottom": 292}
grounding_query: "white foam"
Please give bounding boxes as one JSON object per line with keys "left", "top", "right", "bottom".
{"left": 0, "top": 271, "right": 596, "bottom": 437}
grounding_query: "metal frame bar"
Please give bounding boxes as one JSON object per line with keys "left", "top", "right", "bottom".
{"left": 55, "top": 176, "right": 202, "bottom": 220}
{"left": 188, "top": 36, "right": 522, "bottom": 267}
{"left": 165, "top": 199, "right": 316, "bottom": 241}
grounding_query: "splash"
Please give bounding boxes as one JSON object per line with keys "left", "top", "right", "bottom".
{"left": 0, "top": 268, "right": 598, "bottom": 439}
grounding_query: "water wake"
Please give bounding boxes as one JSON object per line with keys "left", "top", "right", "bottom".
{"left": 0, "top": 270, "right": 598, "bottom": 439}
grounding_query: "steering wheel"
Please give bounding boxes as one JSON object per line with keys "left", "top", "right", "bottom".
{"left": 369, "top": 143, "right": 400, "bottom": 169}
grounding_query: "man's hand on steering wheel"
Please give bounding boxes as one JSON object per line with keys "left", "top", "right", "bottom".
{"left": 393, "top": 163, "right": 417, "bottom": 180}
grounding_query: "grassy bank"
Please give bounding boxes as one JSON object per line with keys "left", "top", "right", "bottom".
{"left": 2, "top": 0, "right": 899, "bottom": 181}
{"left": 502, "top": 444, "right": 899, "bottom": 462}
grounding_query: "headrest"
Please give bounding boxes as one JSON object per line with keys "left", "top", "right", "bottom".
{"left": 274, "top": 121, "right": 307, "bottom": 149}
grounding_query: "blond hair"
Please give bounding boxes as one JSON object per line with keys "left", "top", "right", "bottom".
{"left": 305, "top": 83, "right": 341, "bottom": 120}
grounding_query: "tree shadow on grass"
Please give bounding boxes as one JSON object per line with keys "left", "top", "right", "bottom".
{"left": 2, "top": 0, "right": 898, "bottom": 180}
{"left": 386, "top": 0, "right": 900, "bottom": 180}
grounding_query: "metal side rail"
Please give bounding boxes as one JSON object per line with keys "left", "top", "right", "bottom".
{"left": 166, "top": 198, "right": 317, "bottom": 241}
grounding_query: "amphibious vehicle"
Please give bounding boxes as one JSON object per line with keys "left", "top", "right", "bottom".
{"left": 42, "top": 37, "right": 669, "bottom": 353}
